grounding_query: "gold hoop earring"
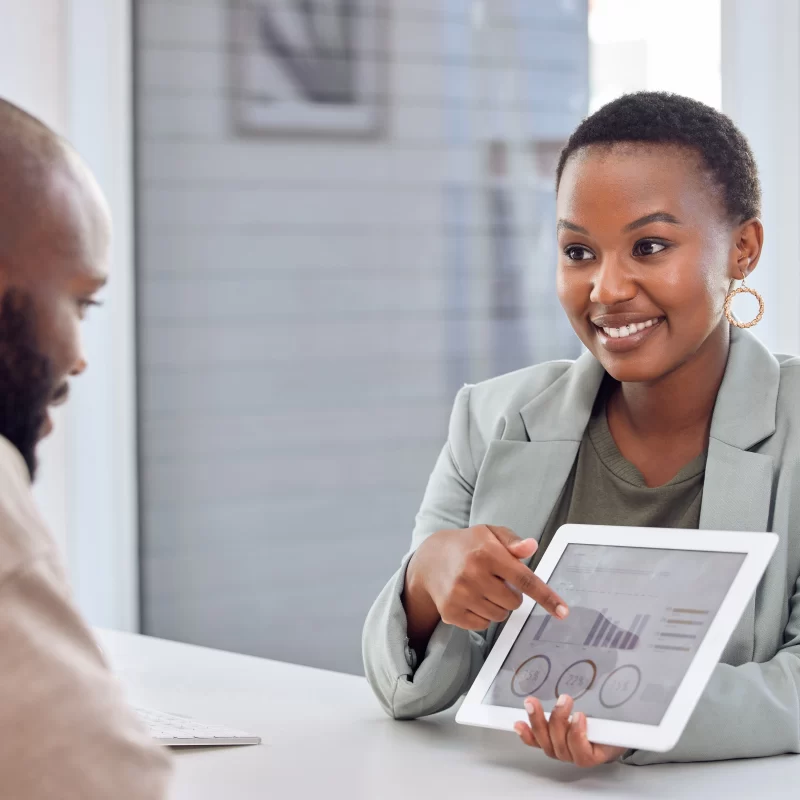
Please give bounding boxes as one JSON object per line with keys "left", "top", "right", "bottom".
{"left": 724, "top": 277, "right": 764, "bottom": 328}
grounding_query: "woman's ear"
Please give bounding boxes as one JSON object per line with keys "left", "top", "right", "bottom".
{"left": 732, "top": 217, "right": 764, "bottom": 280}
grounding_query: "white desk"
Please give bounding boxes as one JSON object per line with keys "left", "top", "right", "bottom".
{"left": 99, "top": 629, "right": 800, "bottom": 799}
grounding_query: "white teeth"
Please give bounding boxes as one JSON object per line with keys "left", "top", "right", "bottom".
{"left": 598, "top": 318, "right": 660, "bottom": 338}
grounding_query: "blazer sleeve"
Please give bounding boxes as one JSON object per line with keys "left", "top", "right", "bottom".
{"left": 622, "top": 571, "right": 800, "bottom": 765}
{"left": 362, "top": 385, "right": 490, "bottom": 719}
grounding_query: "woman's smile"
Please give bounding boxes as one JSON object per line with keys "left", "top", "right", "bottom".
{"left": 591, "top": 316, "right": 666, "bottom": 352}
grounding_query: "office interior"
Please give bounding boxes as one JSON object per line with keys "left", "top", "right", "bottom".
{"left": 0, "top": 0, "right": 796, "bottom": 682}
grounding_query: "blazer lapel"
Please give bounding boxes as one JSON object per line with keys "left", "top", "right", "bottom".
{"left": 469, "top": 350, "right": 605, "bottom": 543}
{"left": 699, "top": 441, "right": 774, "bottom": 535}
{"left": 700, "top": 328, "right": 779, "bottom": 535}
{"left": 469, "top": 439, "right": 581, "bottom": 542}
{"left": 699, "top": 328, "right": 779, "bottom": 662}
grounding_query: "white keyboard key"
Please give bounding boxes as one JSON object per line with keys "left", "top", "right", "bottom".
{"left": 133, "top": 707, "right": 261, "bottom": 747}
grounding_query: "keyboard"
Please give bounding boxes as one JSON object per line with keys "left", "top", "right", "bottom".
{"left": 134, "top": 707, "right": 261, "bottom": 747}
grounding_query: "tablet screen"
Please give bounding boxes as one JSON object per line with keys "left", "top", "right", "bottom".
{"left": 482, "top": 544, "right": 745, "bottom": 724}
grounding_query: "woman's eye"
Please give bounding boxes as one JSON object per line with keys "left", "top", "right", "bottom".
{"left": 564, "top": 245, "right": 595, "bottom": 261}
{"left": 632, "top": 240, "right": 668, "bottom": 257}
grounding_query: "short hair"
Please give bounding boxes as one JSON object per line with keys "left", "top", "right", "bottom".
{"left": 556, "top": 92, "right": 761, "bottom": 223}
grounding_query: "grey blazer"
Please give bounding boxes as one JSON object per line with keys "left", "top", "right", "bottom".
{"left": 363, "top": 327, "right": 800, "bottom": 765}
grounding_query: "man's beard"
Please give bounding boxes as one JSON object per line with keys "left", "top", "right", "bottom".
{"left": 0, "top": 290, "right": 57, "bottom": 481}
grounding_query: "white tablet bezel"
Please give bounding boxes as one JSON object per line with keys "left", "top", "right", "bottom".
{"left": 455, "top": 524, "right": 778, "bottom": 752}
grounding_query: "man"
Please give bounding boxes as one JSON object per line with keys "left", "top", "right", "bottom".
{"left": 0, "top": 99, "right": 171, "bottom": 796}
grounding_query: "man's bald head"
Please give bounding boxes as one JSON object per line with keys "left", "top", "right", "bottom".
{"left": 0, "top": 98, "right": 110, "bottom": 478}
{"left": 0, "top": 99, "right": 110, "bottom": 276}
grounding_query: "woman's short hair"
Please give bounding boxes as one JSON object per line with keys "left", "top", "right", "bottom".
{"left": 556, "top": 91, "right": 761, "bottom": 223}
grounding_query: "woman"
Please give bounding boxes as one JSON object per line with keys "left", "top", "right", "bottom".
{"left": 362, "top": 92, "right": 800, "bottom": 767}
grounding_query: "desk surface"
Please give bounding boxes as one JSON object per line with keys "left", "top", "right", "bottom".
{"left": 98, "top": 629, "right": 799, "bottom": 800}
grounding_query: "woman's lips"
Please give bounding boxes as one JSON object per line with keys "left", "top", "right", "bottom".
{"left": 593, "top": 317, "right": 665, "bottom": 352}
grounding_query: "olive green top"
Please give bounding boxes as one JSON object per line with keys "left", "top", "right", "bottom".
{"left": 532, "top": 382, "right": 706, "bottom": 569}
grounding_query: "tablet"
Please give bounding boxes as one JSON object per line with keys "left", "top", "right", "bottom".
{"left": 456, "top": 524, "right": 777, "bottom": 752}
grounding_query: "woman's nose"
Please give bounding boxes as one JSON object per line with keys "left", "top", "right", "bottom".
{"left": 589, "top": 257, "right": 637, "bottom": 306}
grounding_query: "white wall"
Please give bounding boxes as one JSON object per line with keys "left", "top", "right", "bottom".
{"left": 0, "top": 0, "right": 138, "bottom": 631}
{"left": 65, "top": 0, "right": 139, "bottom": 632}
{"left": 590, "top": 0, "right": 721, "bottom": 112}
{"left": 721, "top": 0, "right": 800, "bottom": 356}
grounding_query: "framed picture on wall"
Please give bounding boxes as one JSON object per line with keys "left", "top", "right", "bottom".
{"left": 230, "top": 0, "right": 387, "bottom": 137}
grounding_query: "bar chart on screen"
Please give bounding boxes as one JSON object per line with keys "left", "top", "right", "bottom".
{"left": 482, "top": 545, "right": 750, "bottom": 722}
{"left": 530, "top": 609, "right": 650, "bottom": 651}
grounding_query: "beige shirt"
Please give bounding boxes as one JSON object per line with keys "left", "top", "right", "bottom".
{"left": 0, "top": 437, "right": 172, "bottom": 798}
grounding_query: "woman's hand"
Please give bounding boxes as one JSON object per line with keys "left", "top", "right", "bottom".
{"left": 514, "top": 695, "right": 626, "bottom": 767}
{"left": 403, "top": 525, "right": 569, "bottom": 648}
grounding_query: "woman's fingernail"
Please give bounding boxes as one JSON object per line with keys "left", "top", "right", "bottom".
{"left": 556, "top": 604, "right": 569, "bottom": 619}
{"left": 514, "top": 722, "right": 526, "bottom": 736}
{"left": 568, "top": 714, "right": 574, "bottom": 724}
{"left": 524, "top": 698, "right": 536, "bottom": 715}
{"left": 556, "top": 694, "right": 568, "bottom": 707}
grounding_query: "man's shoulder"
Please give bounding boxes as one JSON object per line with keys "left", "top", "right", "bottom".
{"left": 0, "top": 437, "right": 56, "bottom": 586}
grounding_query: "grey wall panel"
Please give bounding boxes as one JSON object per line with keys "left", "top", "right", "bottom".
{"left": 136, "top": 0, "right": 588, "bottom": 674}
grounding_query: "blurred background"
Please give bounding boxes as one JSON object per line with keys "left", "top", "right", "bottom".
{"left": 0, "top": 0, "right": 797, "bottom": 676}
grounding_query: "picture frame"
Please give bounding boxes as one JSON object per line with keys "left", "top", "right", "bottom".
{"left": 230, "top": 0, "right": 387, "bottom": 137}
